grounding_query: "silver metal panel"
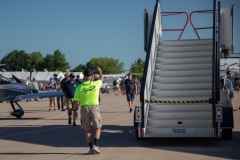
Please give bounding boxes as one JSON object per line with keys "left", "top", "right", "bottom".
{"left": 147, "top": 119, "right": 213, "bottom": 127}
{"left": 145, "top": 128, "right": 214, "bottom": 137}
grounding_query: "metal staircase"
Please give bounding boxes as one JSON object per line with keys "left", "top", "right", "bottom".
{"left": 145, "top": 38, "right": 214, "bottom": 137}
{"left": 136, "top": 0, "right": 233, "bottom": 139}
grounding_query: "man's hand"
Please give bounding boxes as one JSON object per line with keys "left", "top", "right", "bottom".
{"left": 97, "top": 66, "right": 102, "bottom": 73}
{"left": 96, "top": 66, "right": 104, "bottom": 82}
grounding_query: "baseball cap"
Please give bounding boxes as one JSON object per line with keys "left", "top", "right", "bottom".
{"left": 84, "top": 68, "right": 93, "bottom": 77}
{"left": 127, "top": 72, "right": 132, "bottom": 75}
{"left": 50, "top": 77, "right": 54, "bottom": 80}
{"left": 53, "top": 73, "right": 58, "bottom": 77}
{"left": 69, "top": 73, "right": 75, "bottom": 78}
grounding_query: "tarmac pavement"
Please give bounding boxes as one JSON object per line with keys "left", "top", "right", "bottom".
{"left": 0, "top": 91, "right": 240, "bottom": 160}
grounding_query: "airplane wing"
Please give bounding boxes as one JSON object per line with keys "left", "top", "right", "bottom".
{"left": 14, "top": 91, "right": 65, "bottom": 101}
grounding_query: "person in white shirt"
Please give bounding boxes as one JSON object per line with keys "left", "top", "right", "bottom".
{"left": 48, "top": 77, "right": 57, "bottom": 112}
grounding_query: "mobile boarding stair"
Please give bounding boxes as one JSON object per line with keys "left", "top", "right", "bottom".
{"left": 134, "top": 0, "right": 233, "bottom": 140}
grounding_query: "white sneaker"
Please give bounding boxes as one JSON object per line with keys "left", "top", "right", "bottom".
{"left": 92, "top": 145, "right": 101, "bottom": 154}
{"left": 88, "top": 149, "right": 95, "bottom": 154}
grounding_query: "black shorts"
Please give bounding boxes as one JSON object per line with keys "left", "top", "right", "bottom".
{"left": 229, "top": 91, "right": 234, "bottom": 98}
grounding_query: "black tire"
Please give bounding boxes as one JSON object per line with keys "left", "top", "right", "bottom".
{"left": 133, "top": 109, "right": 143, "bottom": 140}
{"left": 11, "top": 109, "right": 24, "bottom": 118}
{"left": 222, "top": 129, "right": 233, "bottom": 140}
{"left": 135, "top": 128, "right": 140, "bottom": 140}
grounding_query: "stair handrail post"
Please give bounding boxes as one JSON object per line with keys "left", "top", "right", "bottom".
{"left": 212, "top": 0, "right": 222, "bottom": 137}
{"left": 140, "top": 0, "right": 161, "bottom": 138}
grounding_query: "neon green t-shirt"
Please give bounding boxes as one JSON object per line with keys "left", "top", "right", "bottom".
{"left": 73, "top": 80, "right": 102, "bottom": 106}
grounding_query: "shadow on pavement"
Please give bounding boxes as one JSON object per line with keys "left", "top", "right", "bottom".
{"left": 0, "top": 124, "right": 239, "bottom": 159}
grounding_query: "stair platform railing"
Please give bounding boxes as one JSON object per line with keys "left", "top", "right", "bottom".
{"left": 190, "top": 10, "right": 214, "bottom": 39}
{"left": 161, "top": 12, "right": 188, "bottom": 40}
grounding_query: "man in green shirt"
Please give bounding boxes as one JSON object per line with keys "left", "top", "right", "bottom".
{"left": 72, "top": 66, "right": 104, "bottom": 154}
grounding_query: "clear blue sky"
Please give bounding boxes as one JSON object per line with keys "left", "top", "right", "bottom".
{"left": 0, "top": 0, "right": 239, "bottom": 71}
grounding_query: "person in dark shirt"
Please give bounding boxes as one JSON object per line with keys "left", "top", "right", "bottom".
{"left": 123, "top": 72, "right": 137, "bottom": 113}
{"left": 60, "top": 73, "right": 70, "bottom": 110}
{"left": 75, "top": 74, "right": 83, "bottom": 84}
{"left": 62, "top": 73, "right": 79, "bottom": 126}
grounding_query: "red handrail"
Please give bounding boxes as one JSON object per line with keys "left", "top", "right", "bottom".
{"left": 189, "top": 10, "right": 213, "bottom": 39}
{"left": 161, "top": 12, "right": 188, "bottom": 40}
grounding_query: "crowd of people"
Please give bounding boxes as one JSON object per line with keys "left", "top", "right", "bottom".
{"left": 223, "top": 70, "right": 240, "bottom": 111}
{"left": 16, "top": 68, "right": 240, "bottom": 154}
{"left": 23, "top": 68, "right": 141, "bottom": 154}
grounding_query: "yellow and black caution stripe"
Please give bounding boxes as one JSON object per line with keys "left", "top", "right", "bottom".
{"left": 145, "top": 100, "right": 209, "bottom": 104}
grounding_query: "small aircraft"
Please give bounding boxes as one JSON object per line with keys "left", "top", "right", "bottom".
{"left": 0, "top": 74, "right": 64, "bottom": 118}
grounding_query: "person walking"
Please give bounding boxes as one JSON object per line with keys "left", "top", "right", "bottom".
{"left": 31, "top": 77, "right": 39, "bottom": 101}
{"left": 62, "top": 73, "right": 79, "bottom": 126}
{"left": 123, "top": 72, "right": 137, "bottom": 113}
{"left": 60, "top": 72, "right": 70, "bottom": 110}
{"left": 53, "top": 73, "right": 62, "bottom": 110}
{"left": 25, "top": 76, "right": 32, "bottom": 102}
{"left": 47, "top": 77, "right": 57, "bottom": 112}
{"left": 72, "top": 67, "right": 104, "bottom": 154}
{"left": 31, "top": 77, "right": 39, "bottom": 93}
{"left": 75, "top": 74, "right": 82, "bottom": 84}
{"left": 113, "top": 77, "right": 120, "bottom": 96}
{"left": 224, "top": 70, "right": 237, "bottom": 111}
{"left": 57, "top": 76, "right": 65, "bottom": 111}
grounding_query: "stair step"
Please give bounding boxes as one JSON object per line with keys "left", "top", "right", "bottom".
{"left": 156, "top": 57, "right": 212, "bottom": 64}
{"left": 148, "top": 111, "right": 212, "bottom": 119}
{"left": 149, "top": 104, "right": 212, "bottom": 111}
{"left": 154, "top": 69, "right": 212, "bottom": 77}
{"left": 150, "top": 96, "right": 211, "bottom": 101}
{"left": 159, "top": 38, "right": 212, "bottom": 46}
{"left": 152, "top": 82, "right": 211, "bottom": 90}
{"left": 158, "top": 45, "right": 212, "bottom": 52}
{"left": 153, "top": 76, "right": 212, "bottom": 83}
{"left": 151, "top": 90, "right": 211, "bottom": 97}
{"left": 157, "top": 51, "right": 212, "bottom": 58}
{"left": 155, "top": 63, "right": 212, "bottom": 70}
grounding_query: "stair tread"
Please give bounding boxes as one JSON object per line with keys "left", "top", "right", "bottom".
{"left": 151, "top": 96, "right": 211, "bottom": 98}
{"left": 155, "top": 62, "right": 212, "bottom": 65}
{"left": 148, "top": 117, "right": 212, "bottom": 121}
{"left": 148, "top": 110, "right": 212, "bottom": 112}
{"left": 146, "top": 126, "right": 212, "bottom": 128}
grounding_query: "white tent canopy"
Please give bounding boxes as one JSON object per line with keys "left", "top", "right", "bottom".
{"left": 0, "top": 71, "right": 84, "bottom": 82}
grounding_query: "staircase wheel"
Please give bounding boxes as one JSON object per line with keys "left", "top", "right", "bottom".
{"left": 135, "top": 128, "right": 141, "bottom": 140}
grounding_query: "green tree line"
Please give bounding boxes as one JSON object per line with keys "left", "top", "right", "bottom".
{"left": 0, "top": 49, "right": 145, "bottom": 75}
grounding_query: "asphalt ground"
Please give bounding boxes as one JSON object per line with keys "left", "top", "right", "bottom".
{"left": 0, "top": 91, "right": 240, "bottom": 160}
